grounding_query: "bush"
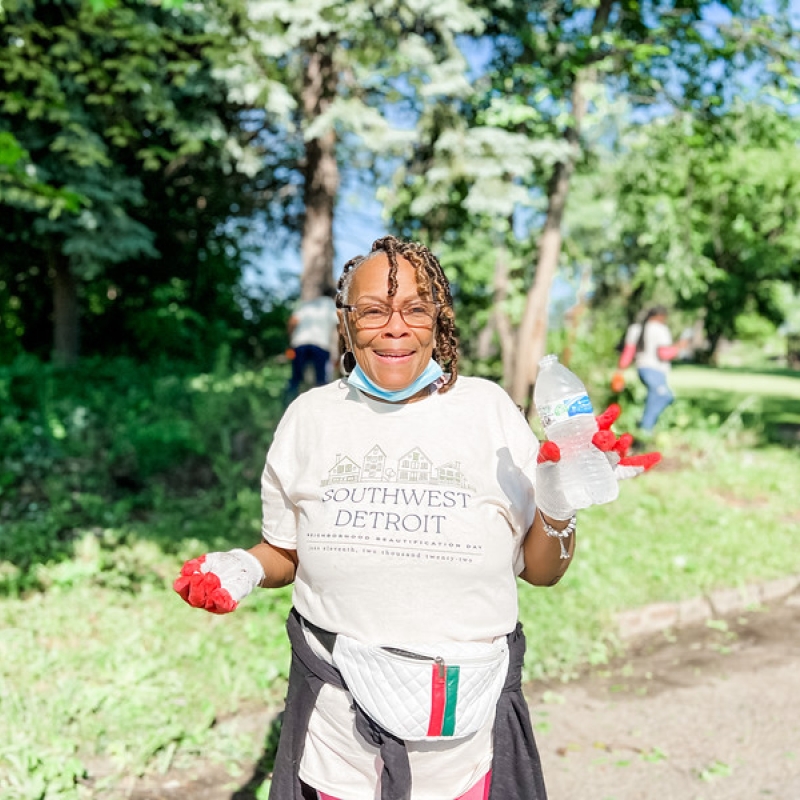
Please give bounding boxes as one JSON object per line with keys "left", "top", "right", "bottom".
{"left": 0, "top": 353, "right": 288, "bottom": 595}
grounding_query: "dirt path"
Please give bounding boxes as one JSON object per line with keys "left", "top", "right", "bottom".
{"left": 99, "top": 591, "right": 800, "bottom": 800}
{"left": 535, "top": 593, "right": 800, "bottom": 800}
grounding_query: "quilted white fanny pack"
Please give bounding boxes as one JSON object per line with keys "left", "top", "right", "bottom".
{"left": 331, "top": 633, "right": 510, "bottom": 741}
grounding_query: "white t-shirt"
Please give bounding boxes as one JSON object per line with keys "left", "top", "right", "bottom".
{"left": 625, "top": 319, "right": 673, "bottom": 373}
{"left": 290, "top": 296, "right": 339, "bottom": 351}
{"left": 261, "top": 377, "right": 540, "bottom": 799}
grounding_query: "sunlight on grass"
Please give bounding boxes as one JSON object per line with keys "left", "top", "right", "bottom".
{"left": 519, "top": 444, "right": 800, "bottom": 681}
{"left": 671, "top": 364, "right": 800, "bottom": 398}
{"left": 2, "top": 361, "right": 799, "bottom": 797}
{"left": 0, "top": 583, "right": 293, "bottom": 796}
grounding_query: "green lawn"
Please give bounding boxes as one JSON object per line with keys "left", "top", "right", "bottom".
{"left": 671, "top": 363, "right": 800, "bottom": 397}
{"left": 1, "top": 362, "right": 799, "bottom": 798}
{"left": 670, "top": 364, "right": 800, "bottom": 444}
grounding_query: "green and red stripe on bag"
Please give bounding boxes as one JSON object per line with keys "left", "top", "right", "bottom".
{"left": 428, "top": 657, "right": 460, "bottom": 737}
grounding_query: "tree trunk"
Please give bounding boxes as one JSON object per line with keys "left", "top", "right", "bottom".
{"left": 509, "top": 0, "right": 612, "bottom": 417}
{"left": 510, "top": 81, "right": 585, "bottom": 415}
{"left": 475, "top": 242, "right": 515, "bottom": 383}
{"left": 300, "top": 36, "right": 339, "bottom": 301}
{"left": 51, "top": 248, "right": 79, "bottom": 366}
{"left": 492, "top": 245, "right": 516, "bottom": 389}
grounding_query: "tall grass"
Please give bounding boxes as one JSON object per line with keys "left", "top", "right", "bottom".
{"left": 1, "top": 356, "right": 798, "bottom": 798}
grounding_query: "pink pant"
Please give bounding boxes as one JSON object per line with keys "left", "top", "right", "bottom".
{"left": 317, "top": 769, "right": 491, "bottom": 800}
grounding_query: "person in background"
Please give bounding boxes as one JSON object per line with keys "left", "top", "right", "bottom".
{"left": 618, "top": 305, "right": 690, "bottom": 436}
{"left": 284, "top": 286, "right": 339, "bottom": 402}
{"left": 175, "top": 236, "right": 659, "bottom": 800}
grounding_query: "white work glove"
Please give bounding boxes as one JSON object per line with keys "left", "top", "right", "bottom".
{"left": 173, "top": 548, "right": 264, "bottom": 614}
{"left": 534, "top": 446, "right": 577, "bottom": 521}
{"left": 535, "top": 404, "right": 662, "bottom": 521}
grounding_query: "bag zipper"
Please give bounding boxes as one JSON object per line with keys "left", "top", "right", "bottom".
{"left": 381, "top": 646, "right": 503, "bottom": 668}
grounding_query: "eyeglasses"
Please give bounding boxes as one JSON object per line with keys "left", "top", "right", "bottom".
{"left": 341, "top": 301, "right": 440, "bottom": 330}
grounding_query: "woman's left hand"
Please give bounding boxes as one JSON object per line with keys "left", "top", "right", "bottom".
{"left": 535, "top": 404, "right": 661, "bottom": 520}
{"left": 589, "top": 403, "right": 662, "bottom": 478}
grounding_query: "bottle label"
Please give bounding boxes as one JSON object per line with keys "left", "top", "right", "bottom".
{"left": 537, "top": 392, "right": 594, "bottom": 428}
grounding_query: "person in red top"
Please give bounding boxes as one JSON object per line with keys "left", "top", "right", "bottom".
{"left": 618, "top": 306, "right": 689, "bottom": 434}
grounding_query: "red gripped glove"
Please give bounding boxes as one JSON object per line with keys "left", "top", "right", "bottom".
{"left": 538, "top": 403, "right": 662, "bottom": 476}
{"left": 590, "top": 403, "right": 662, "bottom": 478}
{"left": 535, "top": 403, "right": 661, "bottom": 519}
{"left": 173, "top": 549, "right": 265, "bottom": 614}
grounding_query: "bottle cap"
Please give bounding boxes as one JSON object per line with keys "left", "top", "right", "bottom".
{"left": 539, "top": 354, "right": 558, "bottom": 368}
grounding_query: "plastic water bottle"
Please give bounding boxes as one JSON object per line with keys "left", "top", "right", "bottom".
{"left": 534, "top": 354, "right": 619, "bottom": 510}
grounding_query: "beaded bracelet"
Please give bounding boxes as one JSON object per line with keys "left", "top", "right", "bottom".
{"left": 539, "top": 509, "right": 577, "bottom": 560}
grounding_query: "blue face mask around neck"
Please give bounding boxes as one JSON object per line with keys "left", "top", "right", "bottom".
{"left": 347, "top": 359, "right": 444, "bottom": 403}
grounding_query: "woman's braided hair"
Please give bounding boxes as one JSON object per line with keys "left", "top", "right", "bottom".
{"left": 336, "top": 235, "right": 460, "bottom": 393}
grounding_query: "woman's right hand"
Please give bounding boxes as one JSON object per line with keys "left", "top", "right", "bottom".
{"left": 173, "top": 548, "right": 265, "bottom": 614}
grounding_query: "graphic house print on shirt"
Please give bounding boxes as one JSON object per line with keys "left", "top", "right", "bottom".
{"left": 314, "top": 444, "right": 480, "bottom": 564}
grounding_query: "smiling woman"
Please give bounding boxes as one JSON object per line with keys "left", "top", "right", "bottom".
{"left": 173, "top": 235, "right": 656, "bottom": 800}
{"left": 335, "top": 238, "right": 455, "bottom": 399}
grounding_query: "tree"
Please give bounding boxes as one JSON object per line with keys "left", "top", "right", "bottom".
{"left": 606, "top": 102, "right": 800, "bottom": 358}
{"left": 382, "top": 0, "right": 800, "bottom": 412}
{"left": 0, "top": 0, "right": 270, "bottom": 364}
{"left": 218, "top": 0, "right": 486, "bottom": 299}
